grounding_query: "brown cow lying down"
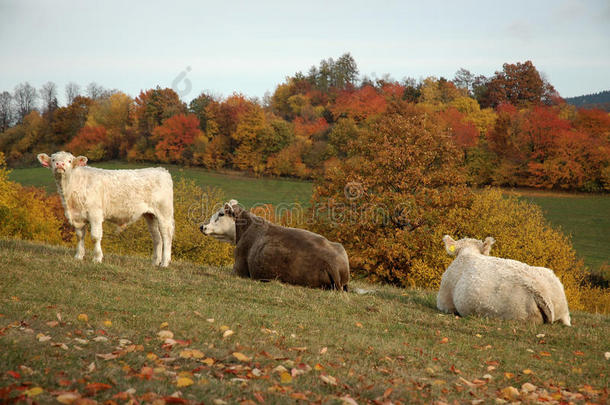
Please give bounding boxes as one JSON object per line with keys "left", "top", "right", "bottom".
{"left": 224, "top": 201, "right": 350, "bottom": 290}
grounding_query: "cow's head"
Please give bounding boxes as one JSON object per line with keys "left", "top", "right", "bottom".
{"left": 37, "top": 151, "right": 87, "bottom": 176}
{"left": 199, "top": 199, "right": 239, "bottom": 243}
{"left": 443, "top": 235, "right": 495, "bottom": 257}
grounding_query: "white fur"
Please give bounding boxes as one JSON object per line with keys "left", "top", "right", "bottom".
{"left": 200, "top": 199, "right": 237, "bottom": 243}
{"left": 437, "top": 235, "right": 571, "bottom": 326}
{"left": 38, "top": 151, "right": 174, "bottom": 266}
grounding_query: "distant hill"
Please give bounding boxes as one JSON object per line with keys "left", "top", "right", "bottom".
{"left": 565, "top": 90, "right": 610, "bottom": 112}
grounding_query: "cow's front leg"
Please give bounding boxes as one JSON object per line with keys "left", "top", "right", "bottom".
{"left": 74, "top": 225, "right": 86, "bottom": 260}
{"left": 90, "top": 216, "right": 104, "bottom": 263}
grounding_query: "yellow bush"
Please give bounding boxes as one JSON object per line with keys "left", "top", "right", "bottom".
{"left": 101, "top": 178, "right": 233, "bottom": 267}
{"left": 0, "top": 152, "right": 66, "bottom": 245}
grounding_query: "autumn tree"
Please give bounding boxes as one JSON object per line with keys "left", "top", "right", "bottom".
{"left": 49, "top": 96, "right": 92, "bottom": 146}
{"left": 85, "top": 92, "right": 134, "bottom": 158}
{"left": 312, "top": 104, "right": 470, "bottom": 286}
{"left": 479, "top": 61, "right": 557, "bottom": 108}
{"left": 66, "top": 125, "right": 109, "bottom": 161}
{"left": 153, "top": 114, "right": 203, "bottom": 164}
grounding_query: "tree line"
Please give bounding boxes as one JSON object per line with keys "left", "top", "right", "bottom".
{"left": 0, "top": 54, "right": 608, "bottom": 191}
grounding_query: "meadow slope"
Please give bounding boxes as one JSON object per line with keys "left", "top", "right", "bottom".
{"left": 1, "top": 239, "right": 608, "bottom": 404}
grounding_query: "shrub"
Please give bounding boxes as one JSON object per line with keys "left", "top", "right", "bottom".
{"left": 0, "top": 152, "right": 66, "bottom": 245}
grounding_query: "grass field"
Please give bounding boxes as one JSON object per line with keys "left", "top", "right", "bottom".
{"left": 9, "top": 163, "right": 609, "bottom": 278}
{"left": 1, "top": 239, "right": 608, "bottom": 404}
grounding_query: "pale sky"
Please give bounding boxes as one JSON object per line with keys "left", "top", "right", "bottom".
{"left": 1, "top": 0, "right": 609, "bottom": 105}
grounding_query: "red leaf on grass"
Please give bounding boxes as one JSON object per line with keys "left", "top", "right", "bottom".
{"left": 6, "top": 371, "right": 20, "bottom": 379}
{"left": 84, "top": 382, "right": 112, "bottom": 394}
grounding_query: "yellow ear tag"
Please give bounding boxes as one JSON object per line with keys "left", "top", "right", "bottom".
{"left": 449, "top": 245, "right": 456, "bottom": 253}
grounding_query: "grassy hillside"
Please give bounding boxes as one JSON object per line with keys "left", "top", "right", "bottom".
{"left": 1, "top": 239, "right": 608, "bottom": 404}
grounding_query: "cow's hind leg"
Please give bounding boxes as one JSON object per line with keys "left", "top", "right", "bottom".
{"left": 158, "top": 216, "right": 173, "bottom": 267}
{"left": 89, "top": 215, "right": 104, "bottom": 263}
{"left": 74, "top": 225, "right": 86, "bottom": 260}
{"left": 144, "top": 213, "right": 162, "bottom": 266}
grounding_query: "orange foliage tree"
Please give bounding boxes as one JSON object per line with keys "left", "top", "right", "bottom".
{"left": 153, "top": 114, "right": 203, "bottom": 164}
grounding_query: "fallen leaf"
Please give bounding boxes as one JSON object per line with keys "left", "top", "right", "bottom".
{"left": 160, "top": 322, "right": 169, "bottom": 329}
{"left": 223, "top": 329, "right": 234, "bottom": 338}
{"left": 93, "top": 336, "right": 108, "bottom": 342}
{"left": 320, "top": 374, "right": 337, "bottom": 385}
{"left": 96, "top": 352, "right": 118, "bottom": 360}
{"left": 77, "top": 314, "right": 88, "bottom": 322}
{"left": 341, "top": 396, "right": 358, "bottom": 405}
{"left": 103, "top": 320, "right": 112, "bottom": 327}
{"left": 24, "top": 386, "right": 43, "bottom": 397}
{"left": 219, "top": 325, "right": 230, "bottom": 332}
{"left": 355, "top": 322, "right": 363, "bottom": 328}
{"left": 319, "top": 347, "right": 327, "bottom": 354}
{"left": 157, "top": 330, "right": 174, "bottom": 339}
{"left": 56, "top": 392, "right": 81, "bottom": 404}
{"left": 176, "top": 377, "right": 193, "bottom": 387}
{"left": 522, "top": 369, "right": 533, "bottom": 375}
{"left": 521, "top": 382, "right": 536, "bottom": 393}
{"left": 314, "top": 363, "right": 324, "bottom": 371}
{"left": 180, "top": 349, "right": 205, "bottom": 359}
{"left": 46, "top": 321, "right": 59, "bottom": 328}
{"left": 536, "top": 333, "right": 545, "bottom": 338}
{"left": 280, "top": 371, "right": 292, "bottom": 383}
{"left": 500, "top": 386, "right": 520, "bottom": 401}
{"left": 573, "top": 350, "right": 584, "bottom": 356}
{"left": 87, "top": 362, "right": 96, "bottom": 373}
{"left": 85, "top": 382, "right": 112, "bottom": 394}
{"left": 206, "top": 318, "right": 214, "bottom": 323}
{"left": 440, "top": 337, "right": 449, "bottom": 344}
{"left": 504, "top": 372, "right": 514, "bottom": 379}
{"left": 6, "top": 370, "right": 20, "bottom": 379}
{"left": 232, "top": 352, "right": 251, "bottom": 362}
{"left": 605, "top": 352, "right": 610, "bottom": 360}
{"left": 37, "top": 333, "right": 52, "bottom": 342}
{"left": 273, "top": 365, "right": 288, "bottom": 374}
{"left": 202, "top": 358, "right": 215, "bottom": 366}
{"left": 74, "top": 338, "right": 88, "bottom": 345}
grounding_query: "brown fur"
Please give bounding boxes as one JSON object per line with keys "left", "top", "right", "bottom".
{"left": 228, "top": 204, "right": 349, "bottom": 290}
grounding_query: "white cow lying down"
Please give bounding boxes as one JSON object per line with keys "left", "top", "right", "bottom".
{"left": 437, "top": 235, "right": 571, "bottom": 325}
{"left": 37, "top": 151, "right": 174, "bottom": 267}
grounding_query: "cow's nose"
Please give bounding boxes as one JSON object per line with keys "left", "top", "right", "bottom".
{"left": 199, "top": 224, "right": 205, "bottom": 232}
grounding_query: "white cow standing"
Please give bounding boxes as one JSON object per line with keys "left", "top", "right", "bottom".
{"left": 437, "top": 235, "right": 571, "bottom": 325}
{"left": 37, "top": 151, "right": 174, "bottom": 267}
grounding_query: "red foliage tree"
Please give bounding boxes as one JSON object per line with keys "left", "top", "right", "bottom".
{"left": 153, "top": 114, "right": 202, "bottom": 163}
{"left": 66, "top": 125, "right": 109, "bottom": 160}
{"left": 331, "top": 85, "right": 387, "bottom": 122}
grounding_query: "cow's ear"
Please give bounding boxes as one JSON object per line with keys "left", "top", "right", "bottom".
{"left": 482, "top": 237, "right": 496, "bottom": 255}
{"left": 228, "top": 199, "right": 238, "bottom": 206}
{"left": 73, "top": 156, "right": 88, "bottom": 167}
{"left": 37, "top": 153, "right": 51, "bottom": 168}
{"left": 443, "top": 235, "right": 458, "bottom": 256}
{"left": 224, "top": 202, "right": 235, "bottom": 217}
